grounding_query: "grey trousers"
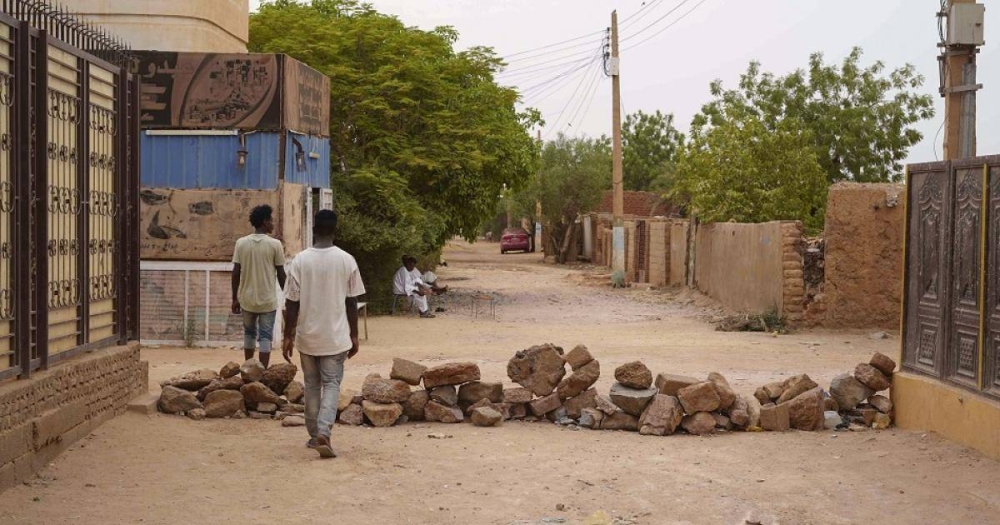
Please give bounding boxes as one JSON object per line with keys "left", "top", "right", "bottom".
{"left": 300, "top": 352, "right": 347, "bottom": 439}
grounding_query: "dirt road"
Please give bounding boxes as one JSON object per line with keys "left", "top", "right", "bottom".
{"left": 0, "top": 241, "right": 998, "bottom": 524}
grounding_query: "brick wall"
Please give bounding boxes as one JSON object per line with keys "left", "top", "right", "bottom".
{"left": 780, "top": 222, "right": 806, "bottom": 321}
{"left": 597, "top": 191, "right": 678, "bottom": 217}
{"left": 0, "top": 342, "right": 146, "bottom": 491}
{"left": 140, "top": 268, "right": 243, "bottom": 344}
{"left": 648, "top": 221, "right": 669, "bottom": 286}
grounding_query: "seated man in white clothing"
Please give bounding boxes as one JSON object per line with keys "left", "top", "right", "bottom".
{"left": 392, "top": 256, "right": 435, "bottom": 318}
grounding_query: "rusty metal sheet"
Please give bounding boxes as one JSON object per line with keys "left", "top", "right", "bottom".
{"left": 282, "top": 56, "right": 329, "bottom": 137}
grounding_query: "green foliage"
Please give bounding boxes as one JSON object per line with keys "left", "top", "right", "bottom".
{"left": 694, "top": 47, "right": 934, "bottom": 185}
{"left": 623, "top": 110, "right": 684, "bottom": 191}
{"left": 511, "top": 134, "right": 611, "bottom": 261}
{"left": 674, "top": 113, "right": 828, "bottom": 231}
{"left": 250, "top": 0, "right": 539, "bottom": 311}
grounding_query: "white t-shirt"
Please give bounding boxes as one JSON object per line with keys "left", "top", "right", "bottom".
{"left": 393, "top": 266, "right": 422, "bottom": 296}
{"left": 284, "top": 246, "right": 366, "bottom": 356}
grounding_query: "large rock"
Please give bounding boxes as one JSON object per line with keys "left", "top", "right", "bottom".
{"left": 203, "top": 390, "right": 245, "bottom": 418}
{"left": 869, "top": 395, "right": 893, "bottom": 414}
{"left": 677, "top": 382, "right": 721, "bottom": 414}
{"left": 282, "top": 415, "right": 306, "bottom": 427}
{"left": 337, "top": 388, "right": 359, "bottom": 412}
{"left": 614, "top": 361, "right": 653, "bottom": 389}
{"left": 240, "top": 359, "right": 266, "bottom": 383}
{"left": 465, "top": 398, "right": 500, "bottom": 416}
{"left": 261, "top": 363, "right": 298, "bottom": 396}
{"left": 197, "top": 375, "right": 244, "bottom": 401}
{"left": 600, "top": 411, "right": 639, "bottom": 431}
{"left": 873, "top": 412, "right": 892, "bottom": 430}
{"left": 284, "top": 380, "right": 305, "bottom": 404}
{"left": 430, "top": 385, "right": 458, "bottom": 407}
{"left": 257, "top": 402, "right": 278, "bottom": 414}
{"left": 529, "top": 393, "right": 562, "bottom": 416}
{"left": 755, "top": 381, "right": 785, "bottom": 405}
{"left": 564, "top": 345, "right": 594, "bottom": 371}
{"left": 785, "top": 387, "right": 825, "bottom": 431}
{"left": 503, "top": 387, "right": 534, "bottom": 404}
{"left": 424, "top": 401, "right": 464, "bottom": 423}
{"left": 638, "top": 395, "right": 684, "bottom": 436}
{"left": 741, "top": 394, "right": 762, "bottom": 429}
{"left": 707, "top": 372, "right": 736, "bottom": 410}
{"left": 240, "top": 382, "right": 282, "bottom": 410}
{"left": 363, "top": 401, "right": 403, "bottom": 427}
{"left": 338, "top": 404, "right": 363, "bottom": 425}
{"left": 390, "top": 358, "right": 427, "bottom": 386}
{"left": 458, "top": 381, "right": 504, "bottom": 408}
{"left": 609, "top": 383, "right": 658, "bottom": 416}
{"left": 759, "top": 403, "right": 790, "bottom": 431}
{"left": 681, "top": 412, "right": 716, "bottom": 435}
{"left": 870, "top": 352, "right": 897, "bottom": 377}
{"left": 187, "top": 409, "right": 206, "bottom": 421}
{"left": 579, "top": 408, "right": 604, "bottom": 429}
{"left": 507, "top": 344, "right": 567, "bottom": 396}
{"left": 830, "top": 373, "right": 874, "bottom": 411}
{"left": 556, "top": 360, "right": 600, "bottom": 400}
{"left": 158, "top": 386, "right": 203, "bottom": 414}
{"left": 363, "top": 375, "right": 412, "bottom": 403}
{"left": 596, "top": 394, "right": 620, "bottom": 416}
{"left": 564, "top": 388, "right": 598, "bottom": 419}
{"left": 423, "top": 362, "right": 481, "bottom": 389}
{"left": 220, "top": 361, "right": 242, "bottom": 379}
{"left": 727, "top": 397, "right": 751, "bottom": 429}
{"left": 854, "top": 363, "right": 891, "bottom": 392}
{"left": 403, "top": 390, "right": 429, "bottom": 421}
{"left": 506, "top": 403, "right": 528, "bottom": 420}
{"left": 654, "top": 373, "right": 699, "bottom": 397}
{"left": 776, "top": 374, "right": 818, "bottom": 404}
{"left": 162, "top": 368, "right": 218, "bottom": 391}
{"left": 471, "top": 407, "right": 503, "bottom": 427}
{"left": 712, "top": 413, "right": 733, "bottom": 430}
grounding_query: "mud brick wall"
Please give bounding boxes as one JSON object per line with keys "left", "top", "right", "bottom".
{"left": 0, "top": 343, "right": 146, "bottom": 491}
{"left": 669, "top": 220, "right": 689, "bottom": 287}
{"left": 781, "top": 222, "right": 806, "bottom": 321}
{"left": 822, "top": 183, "right": 905, "bottom": 329}
{"left": 648, "top": 221, "right": 669, "bottom": 286}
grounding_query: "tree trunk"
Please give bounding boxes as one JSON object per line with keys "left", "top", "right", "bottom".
{"left": 558, "top": 222, "right": 577, "bottom": 264}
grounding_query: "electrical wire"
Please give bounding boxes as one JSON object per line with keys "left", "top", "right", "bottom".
{"left": 620, "top": 0, "right": 668, "bottom": 28}
{"left": 544, "top": 56, "right": 605, "bottom": 138}
{"left": 619, "top": 0, "right": 694, "bottom": 43}
{"left": 502, "top": 29, "right": 606, "bottom": 60}
{"left": 498, "top": 44, "right": 605, "bottom": 77}
{"left": 622, "top": 0, "right": 710, "bottom": 52}
{"left": 563, "top": 65, "right": 605, "bottom": 134}
{"left": 521, "top": 55, "right": 602, "bottom": 105}
{"left": 514, "top": 42, "right": 605, "bottom": 95}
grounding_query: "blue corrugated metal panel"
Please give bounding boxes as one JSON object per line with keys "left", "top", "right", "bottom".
{"left": 141, "top": 132, "right": 282, "bottom": 189}
{"left": 284, "top": 134, "right": 331, "bottom": 188}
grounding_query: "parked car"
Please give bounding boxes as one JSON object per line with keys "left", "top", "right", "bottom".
{"left": 500, "top": 227, "right": 531, "bottom": 254}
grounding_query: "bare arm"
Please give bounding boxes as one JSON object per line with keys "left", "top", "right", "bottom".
{"left": 276, "top": 266, "right": 286, "bottom": 289}
{"left": 346, "top": 296, "right": 359, "bottom": 358}
{"left": 281, "top": 300, "right": 300, "bottom": 363}
{"left": 231, "top": 263, "right": 242, "bottom": 314}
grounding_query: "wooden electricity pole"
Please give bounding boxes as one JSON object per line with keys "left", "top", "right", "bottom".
{"left": 611, "top": 10, "right": 625, "bottom": 276}
{"left": 941, "top": 0, "right": 984, "bottom": 159}
{"left": 535, "top": 129, "right": 543, "bottom": 253}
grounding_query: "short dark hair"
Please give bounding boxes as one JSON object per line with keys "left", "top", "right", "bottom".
{"left": 249, "top": 205, "right": 273, "bottom": 228}
{"left": 314, "top": 210, "right": 338, "bottom": 237}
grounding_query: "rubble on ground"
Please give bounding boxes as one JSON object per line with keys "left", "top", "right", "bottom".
{"left": 154, "top": 345, "right": 898, "bottom": 438}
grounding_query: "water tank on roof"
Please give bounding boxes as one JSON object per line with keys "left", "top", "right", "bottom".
{"left": 69, "top": 0, "right": 249, "bottom": 53}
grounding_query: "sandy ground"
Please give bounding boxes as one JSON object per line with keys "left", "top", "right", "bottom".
{"left": 1, "top": 241, "right": 999, "bottom": 524}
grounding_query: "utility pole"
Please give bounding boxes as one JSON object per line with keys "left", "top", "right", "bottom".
{"left": 610, "top": 10, "right": 625, "bottom": 277}
{"left": 940, "top": 0, "right": 985, "bottom": 159}
{"left": 535, "top": 129, "right": 543, "bottom": 254}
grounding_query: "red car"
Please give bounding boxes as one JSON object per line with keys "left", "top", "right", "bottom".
{"left": 501, "top": 228, "right": 531, "bottom": 254}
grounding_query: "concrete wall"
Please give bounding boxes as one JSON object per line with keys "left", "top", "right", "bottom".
{"left": 648, "top": 221, "right": 669, "bottom": 286}
{"left": 0, "top": 343, "right": 146, "bottom": 491}
{"left": 140, "top": 183, "right": 306, "bottom": 261}
{"left": 669, "top": 221, "right": 689, "bottom": 287}
{"left": 694, "top": 221, "right": 792, "bottom": 314}
{"left": 821, "top": 183, "right": 905, "bottom": 329}
{"left": 71, "top": 0, "right": 249, "bottom": 53}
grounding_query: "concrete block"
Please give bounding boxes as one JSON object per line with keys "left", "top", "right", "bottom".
{"left": 0, "top": 424, "right": 33, "bottom": 465}
{"left": 33, "top": 400, "right": 87, "bottom": 450}
{"left": 128, "top": 393, "right": 159, "bottom": 415}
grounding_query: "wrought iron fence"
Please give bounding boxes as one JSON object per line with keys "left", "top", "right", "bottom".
{"left": 0, "top": 0, "right": 140, "bottom": 381}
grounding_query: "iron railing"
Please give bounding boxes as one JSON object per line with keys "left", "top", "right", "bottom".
{"left": 0, "top": 0, "right": 139, "bottom": 382}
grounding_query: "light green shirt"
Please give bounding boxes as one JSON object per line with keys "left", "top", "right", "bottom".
{"left": 232, "top": 234, "right": 284, "bottom": 313}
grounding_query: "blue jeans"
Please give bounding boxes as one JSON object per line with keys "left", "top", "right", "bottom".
{"left": 242, "top": 310, "right": 276, "bottom": 353}
{"left": 300, "top": 352, "right": 347, "bottom": 439}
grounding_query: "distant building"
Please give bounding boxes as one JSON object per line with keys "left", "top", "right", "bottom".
{"left": 597, "top": 191, "right": 680, "bottom": 218}
{"left": 69, "top": 0, "right": 250, "bottom": 53}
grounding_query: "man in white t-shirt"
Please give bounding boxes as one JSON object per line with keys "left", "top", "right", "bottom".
{"left": 392, "top": 256, "right": 435, "bottom": 318}
{"left": 282, "top": 210, "right": 365, "bottom": 458}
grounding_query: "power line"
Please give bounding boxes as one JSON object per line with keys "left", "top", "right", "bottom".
{"left": 521, "top": 55, "right": 602, "bottom": 104}
{"left": 544, "top": 55, "right": 605, "bottom": 138}
{"left": 563, "top": 65, "right": 605, "bottom": 135}
{"left": 622, "top": 0, "right": 710, "bottom": 51}
{"left": 619, "top": 0, "right": 694, "bottom": 43}
{"left": 502, "top": 28, "right": 606, "bottom": 60}
{"left": 498, "top": 43, "right": 604, "bottom": 77}
{"left": 620, "top": 0, "right": 668, "bottom": 28}
{"left": 503, "top": 36, "right": 605, "bottom": 64}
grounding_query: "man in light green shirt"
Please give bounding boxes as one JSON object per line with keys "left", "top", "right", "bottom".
{"left": 232, "top": 205, "right": 286, "bottom": 367}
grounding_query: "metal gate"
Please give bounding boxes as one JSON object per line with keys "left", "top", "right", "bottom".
{"left": 903, "top": 156, "right": 1000, "bottom": 396}
{"left": 0, "top": 1, "right": 140, "bottom": 381}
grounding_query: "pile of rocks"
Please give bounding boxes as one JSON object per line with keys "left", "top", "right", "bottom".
{"left": 752, "top": 351, "right": 896, "bottom": 432}
{"left": 157, "top": 359, "right": 303, "bottom": 421}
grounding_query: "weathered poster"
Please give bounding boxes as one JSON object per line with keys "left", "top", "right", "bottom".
{"left": 136, "top": 52, "right": 282, "bottom": 129}
{"left": 283, "top": 57, "right": 330, "bottom": 136}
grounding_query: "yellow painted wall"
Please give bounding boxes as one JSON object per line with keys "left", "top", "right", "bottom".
{"left": 893, "top": 372, "right": 1000, "bottom": 460}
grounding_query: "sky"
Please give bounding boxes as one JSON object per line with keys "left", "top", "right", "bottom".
{"left": 250, "top": 0, "right": 1000, "bottom": 165}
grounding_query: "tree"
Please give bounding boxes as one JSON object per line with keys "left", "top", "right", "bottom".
{"left": 512, "top": 134, "right": 611, "bottom": 263}
{"left": 695, "top": 47, "right": 934, "bottom": 184}
{"left": 673, "top": 112, "right": 828, "bottom": 231}
{"left": 622, "top": 110, "right": 684, "bottom": 191}
{"left": 250, "top": 0, "right": 540, "bottom": 309}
